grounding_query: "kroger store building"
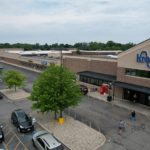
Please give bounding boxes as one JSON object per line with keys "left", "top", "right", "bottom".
{"left": 63, "top": 39, "right": 150, "bottom": 106}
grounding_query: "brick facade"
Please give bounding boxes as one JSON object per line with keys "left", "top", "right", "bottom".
{"left": 117, "top": 67, "right": 150, "bottom": 88}
{"left": 63, "top": 58, "right": 117, "bottom": 76}
{"left": 4, "top": 57, "right": 21, "bottom": 65}
{"left": 89, "top": 60, "right": 117, "bottom": 76}
{"left": 63, "top": 58, "right": 88, "bottom": 72}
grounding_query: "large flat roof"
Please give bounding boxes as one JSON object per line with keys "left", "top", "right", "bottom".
{"left": 5, "top": 50, "right": 72, "bottom": 55}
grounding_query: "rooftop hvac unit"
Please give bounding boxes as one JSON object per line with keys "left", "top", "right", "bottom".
{"left": 55, "top": 57, "right": 59, "bottom": 59}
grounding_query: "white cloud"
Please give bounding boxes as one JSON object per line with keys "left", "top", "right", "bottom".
{"left": 0, "top": 0, "right": 150, "bottom": 45}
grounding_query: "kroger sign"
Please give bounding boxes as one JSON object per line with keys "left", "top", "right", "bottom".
{"left": 137, "top": 51, "right": 150, "bottom": 68}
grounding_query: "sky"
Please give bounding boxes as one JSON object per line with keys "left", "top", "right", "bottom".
{"left": 0, "top": 0, "right": 150, "bottom": 45}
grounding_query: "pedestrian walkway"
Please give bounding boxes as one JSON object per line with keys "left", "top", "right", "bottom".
{"left": 87, "top": 91, "right": 150, "bottom": 116}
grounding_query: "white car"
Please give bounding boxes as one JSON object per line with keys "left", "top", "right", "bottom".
{"left": 32, "top": 131, "right": 65, "bottom": 150}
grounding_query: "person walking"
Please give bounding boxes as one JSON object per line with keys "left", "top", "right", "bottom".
{"left": 130, "top": 111, "right": 136, "bottom": 121}
{"left": 133, "top": 93, "right": 137, "bottom": 102}
{"left": 119, "top": 120, "right": 124, "bottom": 134}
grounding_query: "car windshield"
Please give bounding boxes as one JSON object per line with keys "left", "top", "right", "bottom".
{"left": 50, "top": 145, "right": 64, "bottom": 150}
{"left": 18, "top": 115, "right": 30, "bottom": 123}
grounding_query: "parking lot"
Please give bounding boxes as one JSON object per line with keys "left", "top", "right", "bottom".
{"left": 65, "top": 95, "right": 150, "bottom": 150}
{"left": 0, "top": 120, "right": 40, "bottom": 150}
{"left": 1, "top": 62, "right": 150, "bottom": 150}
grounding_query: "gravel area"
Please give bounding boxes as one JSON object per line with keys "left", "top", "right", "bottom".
{"left": 30, "top": 111, "right": 106, "bottom": 150}
{"left": 0, "top": 88, "right": 30, "bottom": 100}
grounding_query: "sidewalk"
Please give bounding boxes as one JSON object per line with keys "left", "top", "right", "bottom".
{"left": 87, "top": 91, "right": 150, "bottom": 116}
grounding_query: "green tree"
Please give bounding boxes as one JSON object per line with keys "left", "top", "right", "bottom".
{"left": 76, "top": 49, "right": 80, "bottom": 54}
{"left": 28, "top": 65, "right": 83, "bottom": 120}
{"left": 3, "top": 70, "right": 27, "bottom": 92}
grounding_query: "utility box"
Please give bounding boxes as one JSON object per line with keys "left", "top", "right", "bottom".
{"left": 100, "top": 86, "right": 105, "bottom": 95}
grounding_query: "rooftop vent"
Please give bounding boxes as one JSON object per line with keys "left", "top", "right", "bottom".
{"left": 48, "top": 56, "right": 53, "bottom": 58}
{"left": 55, "top": 57, "right": 59, "bottom": 59}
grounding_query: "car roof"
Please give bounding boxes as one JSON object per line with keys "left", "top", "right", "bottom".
{"left": 14, "top": 109, "right": 26, "bottom": 116}
{"left": 40, "top": 133, "right": 61, "bottom": 149}
{"left": 80, "top": 85, "right": 87, "bottom": 88}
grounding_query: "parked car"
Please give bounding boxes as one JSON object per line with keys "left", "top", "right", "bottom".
{"left": 74, "top": 85, "right": 88, "bottom": 95}
{"left": 0, "top": 126, "right": 4, "bottom": 143}
{"left": 32, "top": 131, "right": 65, "bottom": 150}
{"left": 11, "top": 109, "right": 34, "bottom": 133}
{"left": 0, "top": 92, "right": 3, "bottom": 99}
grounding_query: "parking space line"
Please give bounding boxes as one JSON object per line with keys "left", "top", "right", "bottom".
{"left": 3, "top": 121, "right": 28, "bottom": 150}
{"left": 2, "top": 142, "right": 8, "bottom": 150}
{"left": 137, "top": 112, "right": 142, "bottom": 119}
{"left": 0, "top": 121, "right": 3, "bottom": 125}
{"left": 4, "top": 130, "right": 12, "bottom": 137}
{"left": 14, "top": 141, "right": 20, "bottom": 150}
{"left": 2, "top": 125, "right": 8, "bottom": 130}
{"left": 119, "top": 106, "right": 123, "bottom": 111}
{"left": 146, "top": 115, "right": 150, "bottom": 120}
{"left": 6, "top": 135, "right": 15, "bottom": 146}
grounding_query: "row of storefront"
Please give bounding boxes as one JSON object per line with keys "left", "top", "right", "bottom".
{"left": 0, "top": 42, "right": 150, "bottom": 107}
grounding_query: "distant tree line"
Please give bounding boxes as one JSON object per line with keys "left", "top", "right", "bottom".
{"left": 0, "top": 41, "right": 136, "bottom": 51}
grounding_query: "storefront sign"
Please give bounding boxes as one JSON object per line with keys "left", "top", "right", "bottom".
{"left": 137, "top": 51, "right": 150, "bottom": 68}
{"left": 41, "top": 62, "right": 47, "bottom": 65}
{"left": 28, "top": 60, "right": 33, "bottom": 62}
{"left": 50, "top": 63, "right": 55, "bottom": 66}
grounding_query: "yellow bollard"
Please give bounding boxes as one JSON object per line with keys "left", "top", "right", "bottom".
{"left": 59, "top": 118, "right": 64, "bottom": 124}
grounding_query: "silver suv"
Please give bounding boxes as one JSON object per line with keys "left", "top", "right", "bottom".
{"left": 32, "top": 131, "right": 64, "bottom": 150}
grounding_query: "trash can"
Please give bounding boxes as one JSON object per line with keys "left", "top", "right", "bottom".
{"left": 107, "top": 96, "right": 112, "bottom": 102}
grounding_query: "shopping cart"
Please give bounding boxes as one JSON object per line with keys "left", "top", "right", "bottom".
{"left": 122, "top": 121, "right": 126, "bottom": 132}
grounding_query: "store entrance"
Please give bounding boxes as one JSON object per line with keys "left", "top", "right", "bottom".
{"left": 124, "top": 88, "right": 150, "bottom": 106}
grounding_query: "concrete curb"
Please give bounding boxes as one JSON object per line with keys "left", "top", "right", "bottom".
{"left": 34, "top": 120, "right": 71, "bottom": 150}
{"left": 0, "top": 89, "right": 30, "bottom": 100}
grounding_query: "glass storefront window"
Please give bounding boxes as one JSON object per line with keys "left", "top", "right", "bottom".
{"left": 80, "top": 76, "right": 83, "bottom": 82}
{"left": 79, "top": 75, "right": 111, "bottom": 86}
{"left": 94, "top": 79, "right": 98, "bottom": 85}
{"left": 87, "top": 77, "right": 90, "bottom": 83}
{"left": 130, "top": 69, "right": 136, "bottom": 76}
{"left": 98, "top": 80, "right": 103, "bottom": 86}
{"left": 103, "top": 81, "right": 108, "bottom": 84}
{"left": 91, "top": 78, "right": 94, "bottom": 84}
{"left": 126, "top": 68, "right": 150, "bottom": 79}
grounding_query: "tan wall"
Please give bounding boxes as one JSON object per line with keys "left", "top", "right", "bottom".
{"left": 114, "top": 86, "right": 123, "bottom": 99}
{"left": 4, "top": 57, "right": 21, "bottom": 65}
{"left": 118, "top": 40, "right": 150, "bottom": 71}
{"left": 117, "top": 67, "right": 150, "bottom": 87}
{"left": 0, "top": 50, "right": 20, "bottom": 59}
{"left": 63, "top": 57, "right": 117, "bottom": 75}
{"left": 48, "top": 53, "right": 61, "bottom": 57}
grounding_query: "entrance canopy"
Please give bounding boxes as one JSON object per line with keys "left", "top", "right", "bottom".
{"left": 112, "top": 82, "right": 150, "bottom": 94}
{"left": 77, "top": 71, "right": 116, "bottom": 82}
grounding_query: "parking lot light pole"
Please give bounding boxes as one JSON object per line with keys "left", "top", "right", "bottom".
{"left": 59, "top": 48, "right": 64, "bottom": 124}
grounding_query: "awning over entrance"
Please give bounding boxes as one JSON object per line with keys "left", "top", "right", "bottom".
{"left": 77, "top": 71, "right": 116, "bottom": 82}
{"left": 112, "top": 82, "right": 150, "bottom": 94}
